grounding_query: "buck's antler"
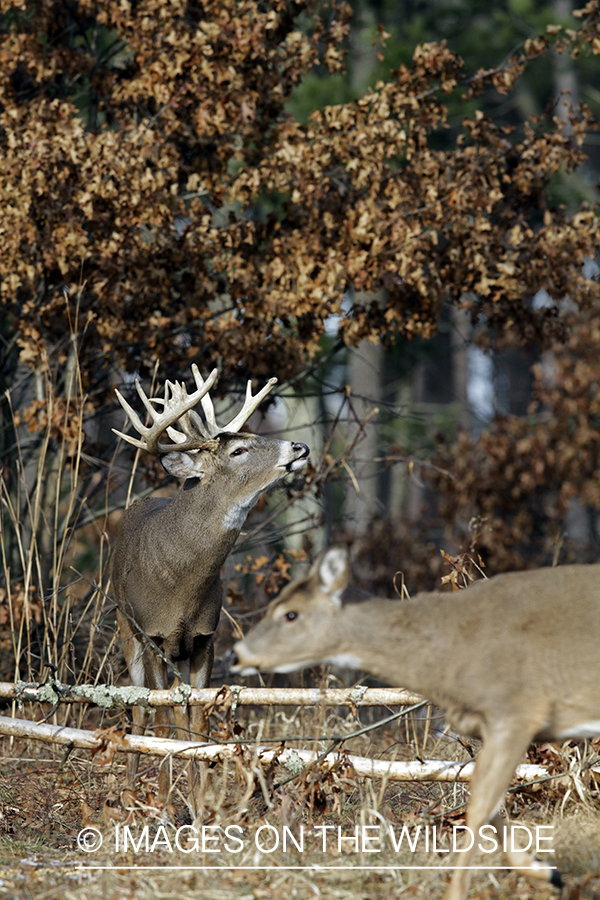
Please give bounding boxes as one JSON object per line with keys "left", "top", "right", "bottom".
{"left": 187, "top": 375, "right": 278, "bottom": 439}
{"left": 113, "top": 367, "right": 279, "bottom": 453}
{"left": 113, "top": 366, "right": 219, "bottom": 453}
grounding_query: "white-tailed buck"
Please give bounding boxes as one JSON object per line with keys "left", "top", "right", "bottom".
{"left": 231, "top": 546, "right": 600, "bottom": 900}
{"left": 112, "top": 365, "right": 309, "bottom": 816}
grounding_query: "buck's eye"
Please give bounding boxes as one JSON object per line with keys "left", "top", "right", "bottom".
{"left": 230, "top": 447, "right": 247, "bottom": 457}
{"left": 284, "top": 611, "right": 298, "bottom": 622}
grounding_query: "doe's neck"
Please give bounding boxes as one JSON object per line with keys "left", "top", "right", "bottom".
{"left": 331, "top": 597, "right": 445, "bottom": 692}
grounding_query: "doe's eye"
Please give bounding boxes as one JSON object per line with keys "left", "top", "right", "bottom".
{"left": 230, "top": 447, "right": 247, "bottom": 457}
{"left": 284, "top": 611, "right": 299, "bottom": 622}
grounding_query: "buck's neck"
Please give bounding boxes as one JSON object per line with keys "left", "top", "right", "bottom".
{"left": 144, "top": 476, "right": 249, "bottom": 584}
{"left": 181, "top": 474, "right": 255, "bottom": 533}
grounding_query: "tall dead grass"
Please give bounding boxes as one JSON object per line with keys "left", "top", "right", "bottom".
{"left": 0, "top": 321, "right": 115, "bottom": 716}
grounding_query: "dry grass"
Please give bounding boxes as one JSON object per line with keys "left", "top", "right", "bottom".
{"left": 0, "top": 330, "right": 116, "bottom": 694}
{"left": 0, "top": 706, "right": 598, "bottom": 900}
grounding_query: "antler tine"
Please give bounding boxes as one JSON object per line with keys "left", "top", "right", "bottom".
{"left": 113, "top": 367, "right": 219, "bottom": 453}
{"left": 163, "top": 406, "right": 219, "bottom": 453}
{"left": 221, "top": 377, "right": 278, "bottom": 434}
{"left": 192, "top": 363, "right": 219, "bottom": 436}
{"left": 185, "top": 408, "right": 213, "bottom": 440}
{"left": 113, "top": 388, "right": 150, "bottom": 449}
{"left": 169, "top": 365, "right": 219, "bottom": 445}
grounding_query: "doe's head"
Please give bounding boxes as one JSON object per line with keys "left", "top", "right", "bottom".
{"left": 230, "top": 546, "right": 350, "bottom": 675}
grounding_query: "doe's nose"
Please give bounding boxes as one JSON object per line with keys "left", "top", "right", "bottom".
{"left": 223, "top": 646, "right": 238, "bottom": 673}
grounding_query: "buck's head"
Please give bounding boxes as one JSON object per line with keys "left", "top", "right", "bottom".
{"left": 160, "top": 431, "right": 309, "bottom": 529}
{"left": 230, "top": 546, "right": 351, "bottom": 674}
{"left": 113, "top": 366, "right": 309, "bottom": 524}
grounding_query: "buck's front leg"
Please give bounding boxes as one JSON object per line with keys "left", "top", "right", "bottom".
{"left": 141, "top": 655, "right": 172, "bottom": 811}
{"left": 117, "top": 611, "right": 153, "bottom": 790}
{"left": 184, "top": 633, "right": 214, "bottom": 820}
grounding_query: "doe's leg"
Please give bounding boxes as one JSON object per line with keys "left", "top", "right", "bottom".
{"left": 489, "top": 805, "right": 562, "bottom": 887}
{"left": 443, "top": 722, "right": 549, "bottom": 900}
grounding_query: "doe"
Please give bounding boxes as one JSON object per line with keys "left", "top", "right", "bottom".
{"left": 231, "top": 545, "right": 600, "bottom": 900}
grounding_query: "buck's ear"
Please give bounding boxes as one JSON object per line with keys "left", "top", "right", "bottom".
{"left": 161, "top": 451, "right": 206, "bottom": 480}
{"left": 317, "top": 546, "right": 349, "bottom": 604}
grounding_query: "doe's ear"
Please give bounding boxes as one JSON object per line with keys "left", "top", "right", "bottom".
{"left": 317, "top": 546, "right": 350, "bottom": 604}
{"left": 161, "top": 451, "right": 207, "bottom": 480}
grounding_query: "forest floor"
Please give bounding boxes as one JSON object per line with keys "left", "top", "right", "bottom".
{"left": 0, "top": 704, "right": 599, "bottom": 900}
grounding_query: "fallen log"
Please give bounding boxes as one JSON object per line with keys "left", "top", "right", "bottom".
{"left": 0, "top": 714, "right": 550, "bottom": 784}
{"left": 0, "top": 681, "right": 423, "bottom": 710}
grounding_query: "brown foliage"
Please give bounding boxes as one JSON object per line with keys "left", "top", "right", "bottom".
{"left": 1, "top": 0, "right": 599, "bottom": 395}
{"left": 1, "top": 0, "right": 600, "bottom": 631}
{"left": 430, "top": 303, "right": 600, "bottom": 571}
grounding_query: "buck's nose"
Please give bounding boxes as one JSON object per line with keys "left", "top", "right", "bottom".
{"left": 292, "top": 442, "right": 310, "bottom": 459}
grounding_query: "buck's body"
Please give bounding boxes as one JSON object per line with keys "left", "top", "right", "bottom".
{"left": 112, "top": 494, "right": 228, "bottom": 651}
{"left": 231, "top": 548, "right": 600, "bottom": 900}
{"left": 112, "top": 369, "right": 309, "bottom": 817}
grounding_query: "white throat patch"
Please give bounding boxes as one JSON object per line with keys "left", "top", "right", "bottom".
{"left": 327, "top": 652, "right": 364, "bottom": 669}
{"left": 222, "top": 504, "right": 250, "bottom": 532}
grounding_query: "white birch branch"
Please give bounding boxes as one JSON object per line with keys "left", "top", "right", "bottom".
{"left": 0, "top": 681, "right": 423, "bottom": 709}
{"left": 0, "top": 714, "right": 549, "bottom": 784}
